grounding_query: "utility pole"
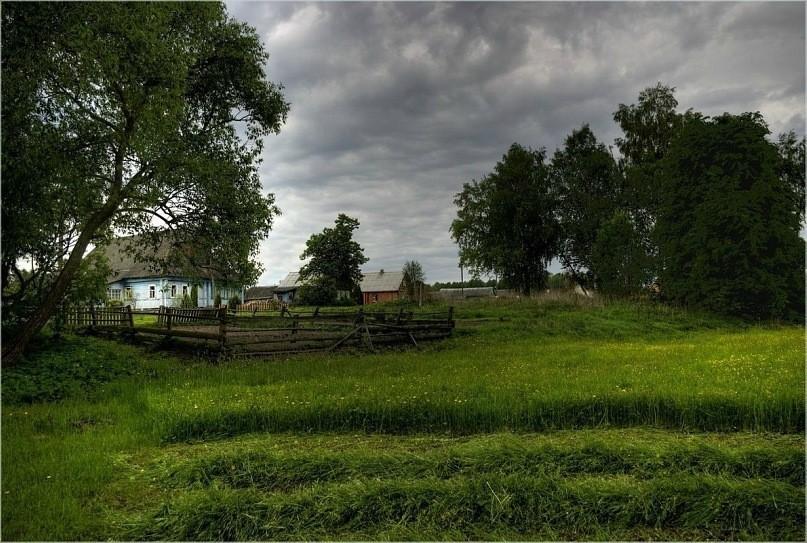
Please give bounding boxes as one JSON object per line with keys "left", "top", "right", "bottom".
{"left": 460, "top": 263, "right": 464, "bottom": 298}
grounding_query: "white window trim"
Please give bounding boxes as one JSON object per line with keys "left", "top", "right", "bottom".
{"left": 149, "top": 285, "right": 156, "bottom": 299}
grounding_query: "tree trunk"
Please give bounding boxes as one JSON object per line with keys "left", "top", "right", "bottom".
{"left": 1, "top": 199, "right": 120, "bottom": 366}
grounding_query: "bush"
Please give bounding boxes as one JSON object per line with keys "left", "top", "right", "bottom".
{"left": 214, "top": 293, "right": 222, "bottom": 307}
{"left": 228, "top": 295, "right": 241, "bottom": 307}
{"left": 297, "top": 277, "right": 338, "bottom": 306}
{"left": 180, "top": 293, "right": 194, "bottom": 308}
{"left": 2, "top": 335, "right": 139, "bottom": 404}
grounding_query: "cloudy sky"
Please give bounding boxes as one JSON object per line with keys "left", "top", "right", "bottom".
{"left": 226, "top": 1, "right": 805, "bottom": 285}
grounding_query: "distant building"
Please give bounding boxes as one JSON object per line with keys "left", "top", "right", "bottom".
{"left": 275, "top": 272, "right": 304, "bottom": 303}
{"left": 436, "top": 287, "right": 495, "bottom": 299}
{"left": 92, "top": 235, "right": 243, "bottom": 309}
{"left": 244, "top": 286, "right": 278, "bottom": 301}
{"left": 360, "top": 269, "right": 405, "bottom": 304}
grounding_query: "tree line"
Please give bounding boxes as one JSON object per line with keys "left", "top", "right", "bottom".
{"left": 451, "top": 84, "right": 805, "bottom": 320}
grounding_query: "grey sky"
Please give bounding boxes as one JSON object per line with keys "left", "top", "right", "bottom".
{"left": 225, "top": 1, "right": 806, "bottom": 285}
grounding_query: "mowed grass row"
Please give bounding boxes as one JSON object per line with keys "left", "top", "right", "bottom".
{"left": 158, "top": 431, "right": 805, "bottom": 491}
{"left": 118, "top": 432, "right": 804, "bottom": 541}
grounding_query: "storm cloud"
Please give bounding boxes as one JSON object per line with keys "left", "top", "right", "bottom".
{"left": 225, "top": 1, "right": 805, "bottom": 284}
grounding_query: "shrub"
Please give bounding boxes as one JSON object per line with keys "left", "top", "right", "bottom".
{"left": 298, "top": 277, "right": 338, "bottom": 306}
{"left": 2, "top": 335, "right": 139, "bottom": 404}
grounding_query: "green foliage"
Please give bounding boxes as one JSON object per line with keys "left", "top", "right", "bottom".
{"left": 180, "top": 293, "right": 194, "bottom": 309}
{"left": 1, "top": 1, "right": 288, "bottom": 355}
{"left": 613, "top": 83, "right": 688, "bottom": 166}
{"left": 190, "top": 285, "right": 199, "bottom": 307}
{"left": 66, "top": 252, "right": 112, "bottom": 307}
{"left": 775, "top": 130, "right": 806, "bottom": 223}
{"left": 551, "top": 124, "right": 622, "bottom": 286}
{"left": 2, "top": 336, "right": 139, "bottom": 404}
{"left": 214, "top": 293, "right": 222, "bottom": 308}
{"left": 401, "top": 260, "right": 425, "bottom": 299}
{"left": 591, "top": 211, "right": 654, "bottom": 295}
{"left": 297, "top": 277, "right": 338, "bottom": 306}
{"left": 611, "top": 84, "right": 703, "bottom": 274}
{"left": 299, "top": 215, "right": 368, "bottom": 291}
{"left": 451, "top": 143, "right": 559, "bottom": 294}
{"left": 228, "top": 295, "right": 241, "bottom": 307}
{"left": 656, "top": 113, "right": 805, "bottom": 320}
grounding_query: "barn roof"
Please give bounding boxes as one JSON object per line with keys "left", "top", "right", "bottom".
{"left": 245, "top": 286, "right": 277, "bottom": 300}
{"left": 90, "top": 234, "right": 220, "bottom": 283}
{"left": 360, "top": 270, "right": 405, "bottom": 293}
{"left": 278, "top": 272, "right": 303, "bottom": 288}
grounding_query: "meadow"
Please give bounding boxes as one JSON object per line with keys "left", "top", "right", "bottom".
{"left": 1, "top": 296, "right": 804, "bottom": 540}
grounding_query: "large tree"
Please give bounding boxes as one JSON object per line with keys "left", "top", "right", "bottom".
{"left": 451, "top": 143, "right": 559, "bottom": 294}
{"left": 299, "top": 215, "right": 369, "bottom": 292}
{"left": 550, "top": 124, "right": 622, "bottom": 289}
{"left": 612, "top": 84, "right": 701, "bottom": 268}
{"left": 656, "top": 113, "right": 804, "bottom": 320}
{"left": 1, "top": 2, "right": 289, "bottom": 363}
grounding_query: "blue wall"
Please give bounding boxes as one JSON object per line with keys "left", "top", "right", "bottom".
{"left": 107, "top": 276, "right": 243, "bottom": 309}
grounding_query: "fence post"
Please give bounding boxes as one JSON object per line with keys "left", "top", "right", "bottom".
{"left": 89, "top": 304, "right": 97, "bottom": 329}
{"left": 166, "top": 307, "right": 173, "bottom": 330}
{"left": 447, "top": 306, "right": 454, "bottom": 323}
{"left": 127, "top": 305, "right": 134, "bottom": 330}
{"left": 218, "top": 306, "right": 228, "bottom": 354}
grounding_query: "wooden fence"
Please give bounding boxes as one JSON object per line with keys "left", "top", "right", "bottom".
{"left": 63, "top": 305, "right": 134, "bottom": 329}
{"left": 59, "top": 305, "right": 455, "bottom": 358}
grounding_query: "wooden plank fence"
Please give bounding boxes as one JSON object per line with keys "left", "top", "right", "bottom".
{"left": 59, "top": 304, "right": 455, "bottom": 359}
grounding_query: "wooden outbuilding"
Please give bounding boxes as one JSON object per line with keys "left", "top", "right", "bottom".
{"left": 360, "top": 269, "right": 405, "bottom": 304}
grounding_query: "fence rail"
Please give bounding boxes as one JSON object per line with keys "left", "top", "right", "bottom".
{"left": 58, "top": 304, "right": 454, "bottom": 359}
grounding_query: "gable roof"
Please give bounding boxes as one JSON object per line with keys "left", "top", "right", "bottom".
{"left": 278, "top": 272, "right": 303, "bottom": 288}
{"left": 90, "top": 234, "right": 219, "bottom": 283}
{"left": 360, "top": 270, "right": 405, "bottom": 293}
{"left": 245, "top": 286, "right": 277, "bottom": 300}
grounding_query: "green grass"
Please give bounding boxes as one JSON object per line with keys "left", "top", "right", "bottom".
{"left": 2, "top": 297, "right": 804, "bottom": 540}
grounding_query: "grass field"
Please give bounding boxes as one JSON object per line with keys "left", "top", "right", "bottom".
{"left": 1, "top": 297, "right": 804, "bottom": 540}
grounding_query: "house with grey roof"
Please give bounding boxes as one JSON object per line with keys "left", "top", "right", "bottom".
{"left": 91, "top": 235, "right": 244, "bottom": 309}
{"left": 274, "top": 271, "right": 305, "bottom": 303}
{"left": 360, "top": 269, "right": 405, "bottom": 304}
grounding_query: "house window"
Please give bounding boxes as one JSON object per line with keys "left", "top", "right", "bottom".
{"left": 182, "top": 285, "right": 188, "bottom": 297}
{"left": 149, "top": 285, "right": 156, "bottom": 299}
{"left": 124, "top": 287, "right": 133, "bottom": 300}
{"left": 108, "top": 288, "right": 121, "bottom": 301}
{"left": 170, "top": 285, "right": 177, "bottom": 298}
